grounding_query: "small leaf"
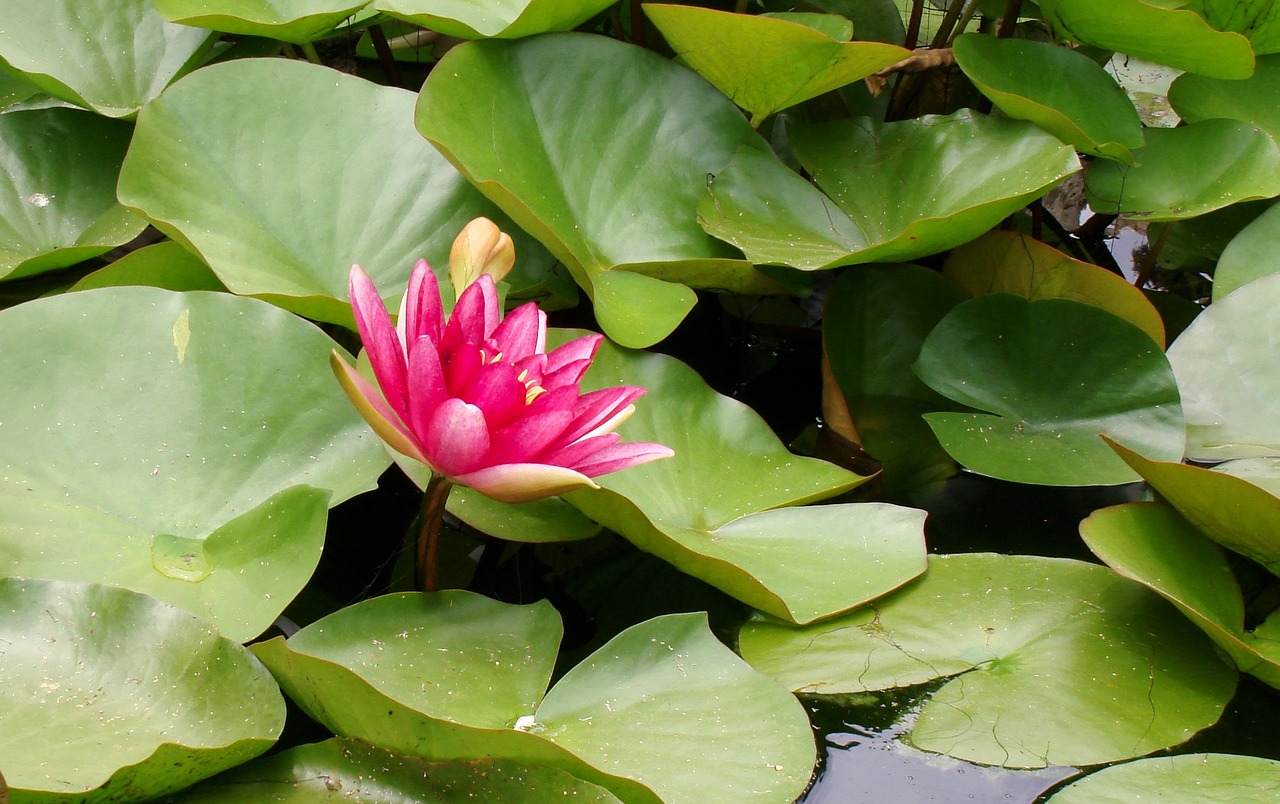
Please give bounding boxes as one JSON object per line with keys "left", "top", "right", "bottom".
{"left": 153, "top": 0, "right": 371, "bottom": 44}
{"left": 1171, "top": 53, "right": 1280, "bottom": 136}
{"left": 1214, "top": 201, "right": 1280, "bottom": 300}
{"left": 70, "top": 241, "right": 228, "bottom": 293}
{"left": 375, "top": 0, "right": 619, "bottom": 39}
{"left": 1047, "top": 753, "right": 1280, "bottom": 802}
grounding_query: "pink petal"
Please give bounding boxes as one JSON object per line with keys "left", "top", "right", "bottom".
{"left": 423, "top": 398, "right": 491, "bottom": 477}
{"left": 405, "top": 335, "right": 448, "bottom": 440}
{"left": 451, "top": 463, "right": 599, "bottom": 504}
{"left": 556, "top": 386, "right": 646, "bottom": 445}
{"left": 572, "top": 442, "right": 675, "bottom": 478}
{"left": 538, "top": 432, "right": 621, "bottom": 468}
{"left": 350, "top": 265, "right": 409, "bottom": 419}
{"left": 491, "top": 302, "right": 545, "bottom": 360}
{"left": 442, "top": 341, "right": 484, "bottom": 397}
{"left": 546, "top": 333, "right": 602, "bottom": 373}
{"left": 487, "top": 410, "right": 574, "bottom": 464}
{"left": 527, "top": 385, "right": 579, "bottom": 417}
{"left": 330, "top": 351, "right": 430, "bottom": 465}
{"left": 442, "top": 273, "right": 500, "bottom": 356}
{"left": 541, "top": 358, "right": 593, "bottom": 391}
{"left": 457, "top": 361, "right": 530, "bottom": 431}
{"left": 397, "top": 259, "right": 443, "bottom": 347}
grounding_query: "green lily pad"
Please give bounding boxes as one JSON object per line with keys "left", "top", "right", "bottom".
{"left": 0, "top": 0, "right": 216, "bottom": 118}
{"left": 1171, "top": 54, "right": 1280, "bottom": 137}
{"left": 953, "top": 34, "right": 1144, "bottom": 163}
{"left": 1104, "top": 438, "right": 1280, "bottom": 576}
{"left": 557, "top": 335, "right": 926, "bottom": 623}
{"left": 117, "top": 57, "right": 553, "bottom": 328}
{"left": 1038, "top": 0, "right": 1255, "bottom": 79}
{"left": 70, "top": 241, "right": 228, "bottom": 293}
{"left": 943, "top": 229, "right": 1166, "bottom": 346}
{"left": 170, "top": 738, "right": 623, "bottom": 802}
{"left": 1046, "top": 753, "right": 1280, "bottom": 803}
{"left": 375, "top": 0, "right": 618, "bottom": 39}
{"left": 739, "top": 553, "right": 1237, "bottom": 768}
{"left": 1080, "top": 501, "right": 1280, "bottom": 688}
{"left": 1191, "top": 0, "right": 1280, "bottom": 54}
{"left": 914, "top": 294, "right": 1184, "bottom": 486}
{"left": 0, "top": 578, "right": 283, "bottom": 801}
{"left": 1086, "top": 119, "right": 1280, "bottom": 221}
{"left": 644, "top": 4, "right": 908, "bottom": 127}
{"left": 253, "top": 592, "right": 815, "bottom": 803}
{"left": 153, "top": 0, "right": 371, "bottom": 43}
{"left": 1166, "top": 272, "right": 1280, "bottom": 459}
{"left": 1214, "top": 202, "right": 1280, "bottom": 300}
{"left": 416, "top": 34, "right": 787, "bottom": 348}
{"left": 0, "top": 108, "right": 146, "bottom": 282}
{"left": 0, "top": 287, "right": 389, "bottom": 640}
{"left": 699, "top": 111, "right": 1080, "bottom": 270}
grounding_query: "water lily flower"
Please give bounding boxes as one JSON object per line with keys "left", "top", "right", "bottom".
{"left": 331, "top": 260, "right": 674, "bottom": 505}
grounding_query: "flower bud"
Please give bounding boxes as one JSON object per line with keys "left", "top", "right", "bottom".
{"left": 448, "top": 217, "right": 515, "bottom": 293}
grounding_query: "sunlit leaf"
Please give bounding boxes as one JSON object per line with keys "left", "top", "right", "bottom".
{"left": 1171, "top": 53, "right": 1280, "bottom": 136}
{"left": 118, "top": 57, "right": 553, "bottom": 327}
{"left": 153, "top": 0, "right": 371, "bottom": 44}
{"left": 375, "top": 0, "right": 618, "bottom": 39}
{"left": 739, "top": 553, "right": 1236, "bottom": 768}
{"left": 253, "top": 593, "right": 815, "bottom": 803}
{"left": 644, "top": 4, "right": 908, "bottom": 127}
{"left": 0, "top": 578, "right": 283, "bottom": 800}
{"left": 943, "top": 230, "right": 1165, "bottom": 346}
{"left": 1086, "top": 119, "right": 1280, "bottom": 221}
{"left": 700, "top": 111, "right": 1080, "bottom": 269}
{"left": 1214, "top": 202, "right": 1280, "bottom": 299}
{"left": 1081, "top": 501, "right": 1280, "bottom": 688}
{"left": 915, "top": 295, "right": 1184, "bottom": 486}
{"left": 0, "top": 288, "right": 389, "bottom": 640}
{"left": 1047, "top": 753, "right": 1280, "bottom": 802}
{"left": 0, "top": 108, "right": 145, "bottom": 281}
{"left": 0, "top": 0, "right": 216, "bottom": 118}
{"left": 1038, "top": 0, "right": 1255, "bottom": 79}
{"left": 416, "top": 34, "right": 789, "bottom": 348}
{"left": 953, "top": 34, "right": 1144, "bottom": 163}
{"left": 70, "top": 241, "right": 227, "bottom": 293}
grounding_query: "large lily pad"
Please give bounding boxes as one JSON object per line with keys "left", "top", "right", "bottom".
{"left": 558, "top": 335, "right": 927, "bottom": 624}
{"left": 0, "top": 578, "right": 284, "bottom": 801}
{"left": 153, "top": 0, "right": 371, "bottom": 43}
{"left": 252, "top": 592, "right": 815, "bottom": 803}
{"left": 0, "top": 287, "right": 389, "bottom": 640}
{"left": 1105, "top": 438, "right": 1280, "bottom": 576}
{"left": 1086, "top": 119, "right": 1280, "bottom": 221}
{"left": 1080, "top": 501, "right": 1280, "bottom": 688}
{"left": 699, "top": 111, "right": 1080, "bottom": 270}
{"left": 1037, "top": 0, "right": 1255, "bottom": 79}
{"left": 1189, "top": 0, "right": 1280, "bottom": 54}
{"left": 416, "top": 33, "right": 787, "bottom": 348}
{"left": 914, "top": 295, "right": 1184, "bottom": 486}
{"left": 1214, "top": 202, "right": 1280, "bottom": 299}
{"left": 1171, "top": 54, "right": 1280, "bottom": 137}
{"left": 943, "top": 230, "right": 1165, "bottom": 346}
{"left": 953, "top": 34, "right": 1144, "bottom": 163}
{"left": 643, "top": 4, "right": 908, "bottom": 127}
{"left": 170, "top": 738, "right": 623, "bottom": 802}
{"left": 0, "top": 108, "right": 146, "bottom": 281}
{"left": 117, "top": 57, "right": 552, "bottom": 328}
{"left": 739, "top": 553, "right": 1237, "bottom": 768}
{"left": 1047, "top": 753, "right": 1280, "bottom": 802}
{"left": 1166, "top": 272, "right": 1280, "bottom": 459}
{"left": 375, "top": 0, "right": 618, "bottom": 39}
{"left": 0, "top": 0, "right": 216, "bottom": 118}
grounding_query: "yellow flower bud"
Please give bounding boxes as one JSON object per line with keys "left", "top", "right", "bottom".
{"left": 448, "top": 217, "right": 515, "bottom": 293}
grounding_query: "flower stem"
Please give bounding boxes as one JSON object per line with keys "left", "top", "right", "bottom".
{"left": 414, "top": 475, "right": 454, "bottom": 593}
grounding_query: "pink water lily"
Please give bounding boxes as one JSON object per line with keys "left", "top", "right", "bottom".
{"left": 331, "top": 260, "right": 673, "bottom": 504}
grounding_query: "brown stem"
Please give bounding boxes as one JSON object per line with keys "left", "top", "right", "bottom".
{"left": 369, "top": 24, "right": 405, "bottom": 89}
{"left": 414, "top": 475, "right": 454, "bottom": 593}
{"left": 998, "top": 0, "right": 1024, "bottom": 38}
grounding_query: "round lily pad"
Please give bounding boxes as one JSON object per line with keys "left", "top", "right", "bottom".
{"left": 1214, "top": 202, "right": 1280, "bottom": 300}
{"left": 1171, "top": 54, "right": 1280, "bottom": 137}
{"left": 375, "top": 0, "right": 619, "bottom": 39}
{"left": 1047, "top": 753, "right": 1280, "bottom": 802}
{"left": 739, "top": 553, "right": 1237, "bottom": 768}
{"left": 0, "top": 287, "right": 389, "bottom": 640}
{"left": 0, "top": 578, "right": 283, "bottom": 801}
{"left": 914, "top": 294, "right": 1184, "bottom": 486}
{"left": 153, "top": 0, "right": 370, "bottom": 43}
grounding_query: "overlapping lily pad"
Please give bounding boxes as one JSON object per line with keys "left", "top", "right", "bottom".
{"left": 953, "top": 34, "right": 1144, "bottom": 163}
{"left": 170, "top": 739, "right": 623, "bottom": 802}
{"left": 699, "top": 111, "right": 1080, "bottom": 270}
{"left": 69, "top": 240, "right": 228, "bottom": 293}
{"left": 1166, "top": 272, "right": 1280, "bottom": 459}
{"left": 644, "top": 4, "right": 908, "bottom": 127}
{"left": 1193, "top": 0, "right": 1280, "bottom": 54}
{"left": 1214, "top": 202, "right": 1280, "bottom": 299}
{"left": 914, "top": 295, "right": 1184, "bottom": 486}
{"left": 376, "top": 0, "right": 618, "bottom": 39}
{"left": 560, "top": 334, "right": 927, "bottom": 623}
{"left": 416, "top": 33, "right": 788, "bottom": 348}
{"left": 153, "top": 0, "right": 371, "bottom": 43}
{"left": 117, "top": 57, "right": 553, "bottom": 327}
{"left": 0, "top": 108, "right": 146, "bottom": 281}
{"left": 739, "top": 553, "right": 1237, "bottom": 768}
{"left": 1171, "top": 54, "right": 1280, "bottom": 136}
{"left": 1037, "top": 0, "right": 1255, "bottom": 79}
{"left": 1086, "top": 119, "right": 1280, "bottom": 220}
{"left": 0, "top": 578, "right": 284, "bottom": 801}
{"left": 252, "top": 592, "right": 815, "bottom": 803}
{"left": 1080, "top": 501, "right": 1280, "bottom": 688}
{"left": 0, "top": 0, "right": 216, "bottom": 118}
{"left": 0, "top": 287, "right": 389, "bottom": 640}
{"left": 1047, "top": 753, "right": 1280, "bottom": 802}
